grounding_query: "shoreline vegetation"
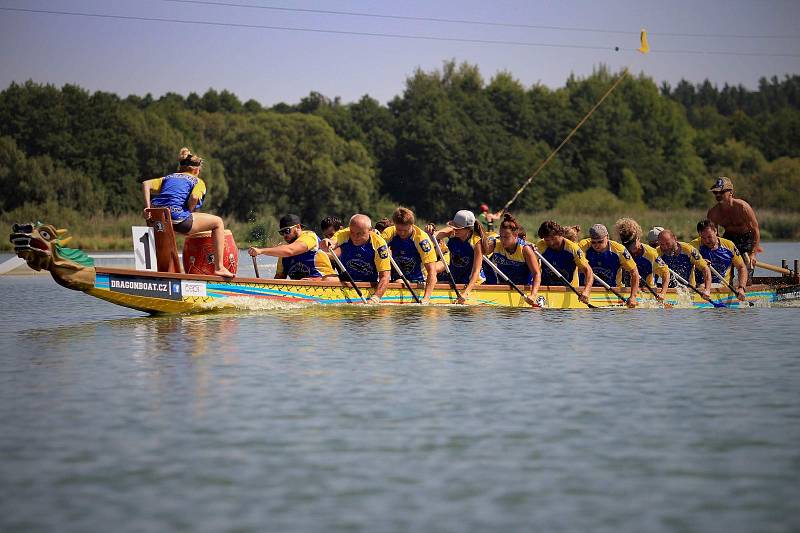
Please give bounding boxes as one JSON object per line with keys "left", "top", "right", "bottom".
{"left": 2, "top": 62, "right": 798, "bottom": 252}
{"left": 2, "top": 203, "right": 798, "bottom": 252}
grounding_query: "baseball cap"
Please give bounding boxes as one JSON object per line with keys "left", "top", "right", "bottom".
{"left": 447, "top": 210, "right": 476, "bottom": 229}
{"left": 589, "top": 224, "right": 609, "bottom": 239}
{"left": 710, "top": 176, "right": 733, "bottom": 192}
{"left": 647, "top": 226, "right": 664, "bottom": 243}
{"left": 278, "top": 214, "right": 302, "bottom": 229}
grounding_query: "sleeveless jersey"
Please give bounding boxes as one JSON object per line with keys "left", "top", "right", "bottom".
{"left": 381, "top": 225, "right": 436, "bottom": 282}
{"left": 690, "top": 237, "right": 745, "bottom": 284}
{"left": 489, "top": 237, "right": 532, "bottom": 285}
{"left": 276, "top": 230, "right": 335, "bottom": 280}
{"left": 578, "top": 238, "right": 637, "bottom": 288}
{"left": 147, "top": 173, "right": 206, "bottom": 223}
{"left": 334, "top": 229, "right": 391, "bottom": 282}
{"left": 534, "top": 238, "right": 589, "bottom": 286}
{"left": 447, "top": 232, "right": 485, "bottom": 285}
{"left": 658, "top": 242, "right": 706, "bottom": 286}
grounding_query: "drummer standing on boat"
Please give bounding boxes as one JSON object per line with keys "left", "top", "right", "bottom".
{"left": 322, "top": 214, "right": 391, "bottom": 304}
{"left": 706, "top": 177, "right": 762, "bottom": 269}
{"left": 248, "top": 214, "right": 335, "bottom": 280}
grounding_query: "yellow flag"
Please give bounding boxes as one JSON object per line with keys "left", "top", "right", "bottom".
{"left": 638, "top": 29, "right": 650, "bottom": 54}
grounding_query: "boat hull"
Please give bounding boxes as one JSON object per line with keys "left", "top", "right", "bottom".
{"left": 86, "top": 267, "right": 785, "bottom": 314}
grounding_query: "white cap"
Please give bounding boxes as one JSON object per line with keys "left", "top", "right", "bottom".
{"left": 447, "top": 210, "right": 476, "bottom": 229}
{"left": 647, "top": 226, "right": 664, "bottom": 243}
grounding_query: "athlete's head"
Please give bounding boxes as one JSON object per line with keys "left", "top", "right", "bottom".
{"left": 374, "top": 217, "right": 393, "bottom": 233}
{"left": 391, "top": 207, "right": 415, "bottom": 239}
{"left": 697, "top": 219, "right": 719, "bottom": 248}
{"left": 538, "top": 220, "right": 564, "bottom": 249}
{"left": 320, "top": 216, "right": 342, "bottom": 239}
{"left": 657, "top": 229, "right": 678, "bottom": 254}
{"left": 278, "top": 214, "right": 302, "bottom": 243}
{"left": 498, "top": 213, "right": 521, "bottom": 247}
{"left": 615, "top": 218, "right": 642, "bottom": 251}
{"left": 349, "top": 214, "right": 372, "bottom": 246}
{"left": 562, "top": 225, "right": 581, "bottom": 243}
{"left": 710, "top": 176, "right": 734, "bottom": 203}
{"left": 588, "top": 224, "right": 609, "bottom": 253}
{"left": 177, "top": 147, "right": 203, "bottom": 174}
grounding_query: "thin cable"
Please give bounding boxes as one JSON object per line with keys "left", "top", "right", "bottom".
{"left": 164, "top": 0, "right": 800, "bottom": 40}
{"left": 502, "top": 69, "right": 630, "bottom": 212}
{"left": 2, "top": 7, "right": 800, "bottom": 57}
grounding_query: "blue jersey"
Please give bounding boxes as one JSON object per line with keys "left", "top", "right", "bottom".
{"left": 578, "top": 239, "right": 637, "bottom": 288}
{"left": 534, "top": 239, "right": 588, "bottom": 286}
{"left": 334, "top": 230, "right": 391, "bottom": 282}
{"left": 490, "top": 237, "right": 532, "bottom": 285}
{"left": 658, "top": 242, "right": 706, "bottom": 287}
{"left": 382, "top": 225, "right": 436, "bottom": 283}
{"left": 148, "top": 173, "right": 206, "bottom": 222}
{"left": 690, "top": 237, "right": 745, "bottom": 285}
{"left": 447, "top": 232, "right": 484, "bottom": 284}
{"left": 276, "top": 231, "right": 334, "bottom": 279}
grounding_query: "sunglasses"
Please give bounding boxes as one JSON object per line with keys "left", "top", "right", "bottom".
{"left": 590, "top": 239, "right": 606, "bottom": 245}
{"left": 278, "top": 226, "right": 295, "bottom": 236}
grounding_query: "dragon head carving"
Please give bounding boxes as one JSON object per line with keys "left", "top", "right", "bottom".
{"left": 9, "top": 222, "right": 96, "bottom": 291}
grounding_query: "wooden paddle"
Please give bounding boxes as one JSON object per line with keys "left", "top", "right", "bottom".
{"left": 429, "top": 231, "right": 463, "bottom": 304}
{"left": 707, "top": 263, "right": 754, "bottom": 307}
{"left": 251, "top": 255, "right": 260, "bottom": 278}
{"left": 528, "top": 245, "right": 599, "bottom": 309}
{"left": 481, "top": 256, "right": 539, "bottom": 308}
{"left": 327, "top": 247, "right": 368, "bottom": 304}
{"left": 667, "top": 267, "right": 726, "bottom": 308}
{"left": 754, "top": 260, "right": 793, "bottom": 276}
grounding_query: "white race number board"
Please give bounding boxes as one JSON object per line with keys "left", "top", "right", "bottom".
{"left": 132, "top": 226, "right": 157, "bottom": 271}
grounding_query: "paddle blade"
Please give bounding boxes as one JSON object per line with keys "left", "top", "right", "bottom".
{"left": 638, "top": 29, "right": 650, "bottom": 54}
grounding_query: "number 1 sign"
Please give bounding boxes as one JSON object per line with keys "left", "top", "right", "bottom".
{"left": 132, "top": 226, "right": 157, "bottom": 271}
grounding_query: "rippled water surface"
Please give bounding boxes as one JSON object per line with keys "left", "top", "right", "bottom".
{"left": 1, "top": 252, "right": 800, "bottom": 532}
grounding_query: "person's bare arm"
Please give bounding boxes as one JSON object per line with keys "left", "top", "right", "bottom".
{"left": 422, "top": 262, "right": 437, "bottom": 304}
{"left": 370, "top": 270, "right": 391, "bottom": 302}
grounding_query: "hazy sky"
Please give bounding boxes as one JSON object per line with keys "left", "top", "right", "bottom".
{"left": 1, "top": 0, "right": 798, "bottom": 106}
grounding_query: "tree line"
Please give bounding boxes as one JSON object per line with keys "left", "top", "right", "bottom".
{"left": 1, "top": 62, "right": 798, "bottom": 225}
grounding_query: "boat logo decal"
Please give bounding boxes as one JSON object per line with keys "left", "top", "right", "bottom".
{"left": 109, "top": 274, "right": 183, "bottom": 300}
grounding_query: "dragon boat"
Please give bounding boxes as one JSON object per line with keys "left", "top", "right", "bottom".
{"left": 9, "top": 221, "right": 800, "bottom": 314}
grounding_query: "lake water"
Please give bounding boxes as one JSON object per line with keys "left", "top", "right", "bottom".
{"left": 1, "top": 243, "right": 800, "bottom": 532}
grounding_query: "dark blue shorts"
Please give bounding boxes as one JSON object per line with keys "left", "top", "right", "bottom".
{"left": 173, "top": 215, "right": 194, "bottom": 234}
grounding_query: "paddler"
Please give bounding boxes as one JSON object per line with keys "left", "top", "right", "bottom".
{"left": 578, "top": 224, "right": 640, "bottom": 308}
{"left": 380, "top": 207, "right": 438, "bottom": 304}
{"left": 706, "top": 176, "right": 762, "bottom": 271}
{"left": 690, "top": 219, "right": 748, "bottom": 301}
{"left": 533, "top": 220, "right": 594, "bottom": 305}
{"left": 615, "top": 218, "right": 670, "bottom": 301}
{"left": 432, "top": 210, "right": 488, "bottom": 303}
{"left": 321, "top": 214, "right": 391, "bottom": 304}
{"left": 247, "top": 214, "right": 336, "bottom": 280}
{"left": 142, "top": 147, "right": 233, "bottom": 278}
{"left": 482, "top": 213, "right": 541, "bottom": 305}
{"left": 320, "top": 216, "right": 343, "bottom": 240}
{"left": 656, "top": 229, "right": 712, "bottom": 298}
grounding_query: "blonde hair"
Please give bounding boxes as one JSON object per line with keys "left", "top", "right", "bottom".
{"left": 614, "top": 218, "right": 642, "bottom": 244}
{"left": 178, "top": 147, "right": 203, "bottom": 170}
{"left": 391, "top": 207, "right": 415, "bottom": 225}
{"left": 562, "top": 224, "right": 581, "bottom": 242}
